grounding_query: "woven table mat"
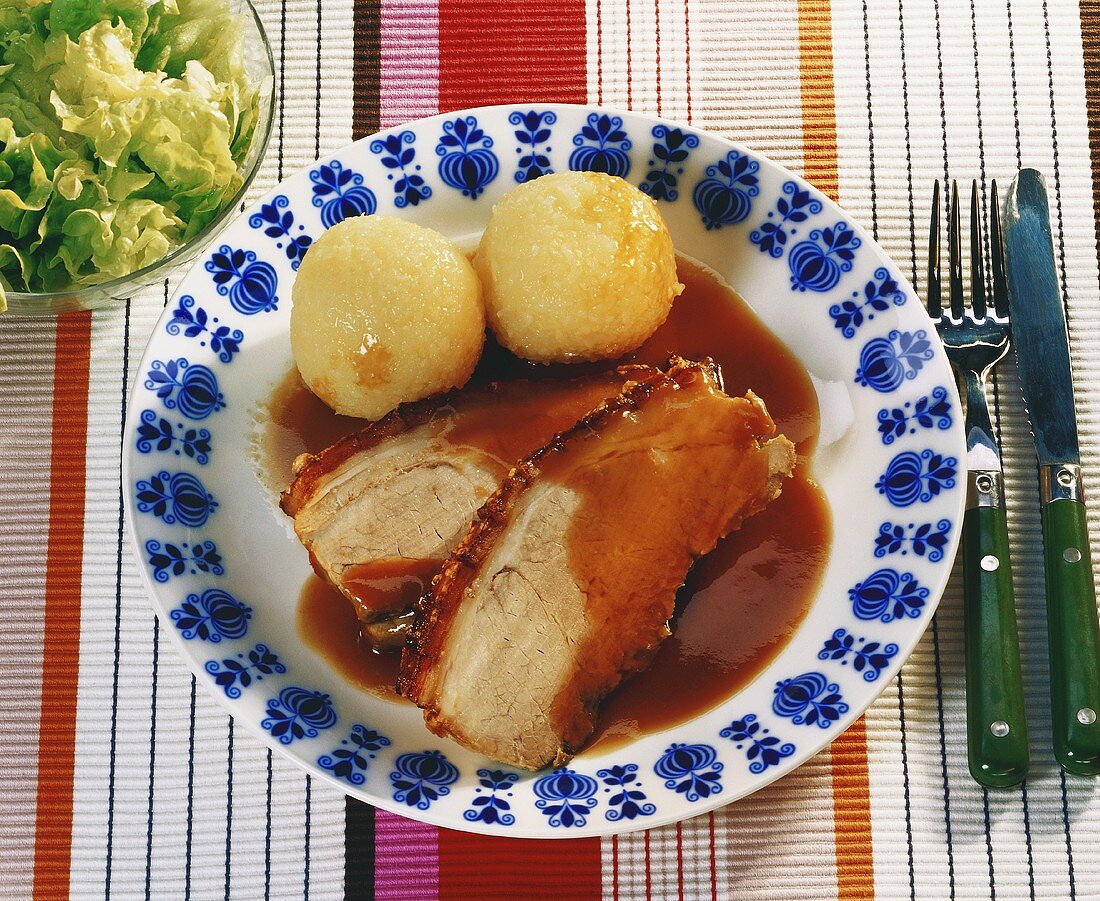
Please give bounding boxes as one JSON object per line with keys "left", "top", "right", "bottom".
{"left": 3, "top": 1, "right": 1100, "bottom": 898}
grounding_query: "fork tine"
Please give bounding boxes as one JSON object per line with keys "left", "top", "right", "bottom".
{"left": 948, "top": 179, "right": 965, "bottom": 320}
{"left": 969, "top": 179, "right": 987, "bottom": 319}
{"left": 927, "top": 180, "right": 942, "bottom": 319}
{"left": 990, "top": 179, "right": 1009, "bottom": 319}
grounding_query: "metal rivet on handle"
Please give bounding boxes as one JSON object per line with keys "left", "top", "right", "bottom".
{"left": 976, "top": 474, "right": 995, "bottom": 494}
{"left": 1078, "top": 708, "right": 1097, "bottom": 726}
{"left": 990, "top": 721, "right": 1010, "bottom": 737}
{"left": 1064, "top": 547, "right": 1082, "bottom": 564}
{"left": 981, "top": 555, "right": 1000, "bottom": 572}
{"left": 1058, "top": 469, "right": 1076, "bottom": 488}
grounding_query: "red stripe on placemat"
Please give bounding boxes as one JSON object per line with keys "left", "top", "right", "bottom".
{"left": 438, "top": 0, "right": 587, "bottom": 111}
{"left": 32, "top": 310, "right": 92, "bottom": 900}
{"left": 437, "top": 832, "right": 602, "bottom": 900}
{"left": 435, "top": 3, "right": 599, "bottom": 894}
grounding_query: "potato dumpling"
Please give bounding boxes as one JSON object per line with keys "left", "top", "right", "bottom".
{"left": 474, "top": 171, "right": 682, "bottom": 363}
{"left": 291, "top": 215, "right": 484, "bottom": 420}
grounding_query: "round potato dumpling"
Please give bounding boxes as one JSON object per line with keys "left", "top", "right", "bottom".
{"left": 290, "top": 215, "right": 484, "bottom": 420}
{"left": 474, "top": 171, "right": 682, "bottom": 363}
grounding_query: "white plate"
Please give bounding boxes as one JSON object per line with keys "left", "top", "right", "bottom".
{"left": 124, "top": 104, "right": 965, "bottom": 838}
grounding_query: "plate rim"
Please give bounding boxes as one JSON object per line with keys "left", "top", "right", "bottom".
{"left": 123, "top": 102, "right": 966, "bottom": 838}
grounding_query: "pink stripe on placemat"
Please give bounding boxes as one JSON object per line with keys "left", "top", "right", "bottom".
{"left": 374, "top": 809, "right": 439, "bottom": 900}
{"left": 380, "top": 0, "right": 439, "bottom": 127}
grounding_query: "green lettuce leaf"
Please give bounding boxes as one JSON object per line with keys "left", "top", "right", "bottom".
{"left": 0, "top": 0, "right": 260, "bottom": 306}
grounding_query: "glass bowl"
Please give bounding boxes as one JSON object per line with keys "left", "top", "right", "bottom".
{"left": 3, "top": 0, "right": 276, "bottom": 317}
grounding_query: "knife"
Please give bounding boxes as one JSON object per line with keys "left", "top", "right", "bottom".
{"left": 1003, "top": 169, "right": 1100, "bottom": 776}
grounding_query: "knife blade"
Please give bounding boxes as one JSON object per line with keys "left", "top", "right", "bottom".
{"left": 1003, "top": 170, "right": 1079, "bottom": 466}
{"left": 1004, "top": 168, "right": 1100, "bottom": 776}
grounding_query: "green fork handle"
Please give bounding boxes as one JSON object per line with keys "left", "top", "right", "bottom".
{"left": 964, "top": 470, "right": 1029, "bottom": 788}
{"left": 1040, "top": 463, "right": 1100, "bottom": 775}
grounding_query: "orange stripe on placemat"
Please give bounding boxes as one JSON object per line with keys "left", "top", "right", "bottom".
{"left": 796, "top": 2, "right": 875, "bottom": 899}
{"left": 830, "top": 717, "right": 875, "bottom": 899}
{"left": 796, "top": 0, "right": 839, "bottom": 202}
{"left": 32, "top": 311, "right": 92, "bottom": 900}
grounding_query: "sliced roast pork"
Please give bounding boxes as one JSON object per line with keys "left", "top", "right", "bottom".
{"left": 399, "top": 357, "right": 797, "bottom": 770}
{"left": 280, "top": 368, "right": 654, "bottom": 646}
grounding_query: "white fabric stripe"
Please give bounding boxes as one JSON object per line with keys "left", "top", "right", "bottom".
{"left": 61, "top": 1, "right": 353, "bottom": 897}
{"left": 721, "top": 750, "right": 839, "bottom": 901}
{"left": 68, "top": 300, "right": 138, "bottom": 897}
{"left": 1042, "top": 4, "right": 1100, "bottom": 891}
{"left": 687, "top": 0, "right": 805, "bottom": 174}
{"left": 829, "top": 0, "right": 1100, "bottom": 898}
{"left": 0, "top": 314, "right": 55, "bottom": 901}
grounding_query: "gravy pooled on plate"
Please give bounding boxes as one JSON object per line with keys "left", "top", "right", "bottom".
{"left": 268, "top": 258, "right": 830, "bottom": 749}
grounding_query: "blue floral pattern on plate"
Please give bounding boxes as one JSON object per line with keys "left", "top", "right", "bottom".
{"left": 170, "top": 588, "right": 251, "bottom": 642}
{"left": 370, "top": 131, "right": 432, "bottom": 208}
{"left": 390, "top": 751, "right": 459, "bottom": 810}
{"left": 719, "top": 715, "right": 796, "bottom": 774}
{"left": 437, "top": 115, "right": 499, "bottom": 199}
{"left": 569, "top": 113, "right": 631, "bottom": 177}
{"left": 205, "top": 644, "right": 286, "bottom": 698}
{"left": 639, "top": 125, "right": 699, "bottom": 202}
{"left": 772, "top": 672, "right": 849, "bottom": 728}
{"left": 124, "top": 105, "right": 967, "bottom": 836}
{"left": 532, "top": 769, "right": 599, "bottom": 828}
{"left": 318, "top": 725, "right": 391, "bottom": 786}
{"left": 750, "top": 180, "right": 822, "bottom": 257}
{"left": 874, "top": 519, "right": 952, "bottom": 562}
{"left": 877, "top": 387, "right": 952, "bottom": 444}
{"left": 310, "top": 160, "right": 377, "bottom": 227}
{"left": 849, "top": 568, "right": 929, "bottom": 622}
{"left": 510, "top": 110, "right": 556, "bottom": 183}
{"left": 828, "top": 267, "right": 905, "bottom": 337}
{"left": 464, "top": 769, "right": 519, "bottom": 825}
{"left": 262, "top": 687, "right": 338, "bottom": 745}
{"left": 205, "top": 245, "right": 279, "bottom": 314}
{"left": 653, "top": 743, "right": 724, "bottom": 801}
{"left": 136, "top": 411, "right": 212, "bottom": 464}
{"left": 788, "top": 222, "right": 861, "bottom": 292}
{"left": 248, "top": 195, "right": 313, "bottom": 269}
{"left": 855, "top": 329, "right": 934, "bottom": 392}
{"left": 144, "top": 359, "right": 224, "bottom": 420}
{"left": 597, "top": 764, "right": 656, "bottom": 821}
{"left": 693, "top": 150, "right": 759, "bottom": 229}
{"left": 875, "top": 449, "right": 958, "bottom": 507}
{"left": 135, "top": 471, "right": 217, "bottom": 527}
{"left": 166, "top": 296, "right": 243, "bottom": 363}
{"left": 146, "top": 539, "right": 223, "bottom": 583}
{"left": 818, "top": 629, "right": 899, "bottom": 682}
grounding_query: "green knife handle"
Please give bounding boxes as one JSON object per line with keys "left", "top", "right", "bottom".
{"left": 963, "top": 473, "right": 1029, "bottom": 788}
{"left": 1041, "top": 473, "right": 1100, "bottom": 776}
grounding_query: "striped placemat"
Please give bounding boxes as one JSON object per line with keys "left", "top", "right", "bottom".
{"left": 3, "top": 0, "right": 1100, "bottom": 897}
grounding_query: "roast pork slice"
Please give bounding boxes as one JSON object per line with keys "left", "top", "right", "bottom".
{"left": 280, "top": 368, "right": 654, "bottom": 644}
{"left": 399, "top": 357, "right": 797, "bottom": 770}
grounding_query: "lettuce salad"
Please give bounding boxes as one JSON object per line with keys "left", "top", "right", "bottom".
{"left": 0, "top": 0, "right": 262, "bottom": 308}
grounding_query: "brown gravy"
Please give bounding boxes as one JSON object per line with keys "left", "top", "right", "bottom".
{"left": 299, "top": 575, "right": 402, "bottom": 695}
{"left": 283, "top": 258, "right": 831, "bottom": 745}
{"left": 343, "top": 558, "right": 443, "bottom": 618}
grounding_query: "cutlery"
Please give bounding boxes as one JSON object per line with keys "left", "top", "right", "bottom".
{"left": 1003, "top": 169, "right": 1100, "bottom": 776}
{"left": 930, "top": 179, "right": 1029, "bottom": 787}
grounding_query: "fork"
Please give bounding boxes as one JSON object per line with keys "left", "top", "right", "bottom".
{"left": 929, "top": 179, "right": 1029, "bottom": 788}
